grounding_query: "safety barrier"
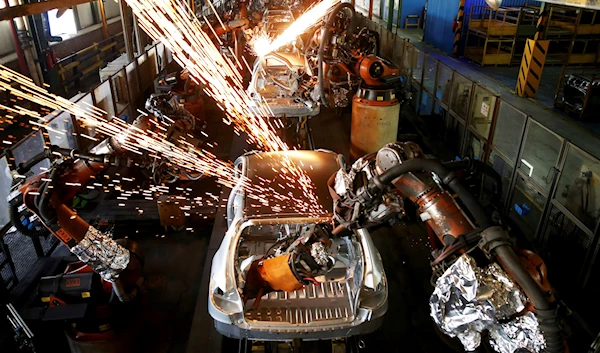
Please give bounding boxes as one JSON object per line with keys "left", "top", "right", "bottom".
{"left": 515, "top": 39, "right": 549, "bottom": 98}
{"left": 355, "top": 12, "right": 600, "bottom": 295}
{"left": 56, "top": 32, "right": 125, "bottom": 95}
{"left": 0, "top": 42, "right": 172, "bottom": 292}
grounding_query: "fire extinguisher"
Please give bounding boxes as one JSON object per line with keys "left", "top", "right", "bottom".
{"left": 44, "top": 50, "right": 57, "bottom": 70}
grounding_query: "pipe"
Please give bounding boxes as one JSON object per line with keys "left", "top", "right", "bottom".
{"left": 484, "top": 227, "right": 565, "bottom": 353}
{"left": 370, "top": 158, "right": 490, "bottom": 228}
{"left": 443, "top": 159, "right": 502, "bottom": 203}
{"left": 97, "top": 0, "right": 109, "bottom": 39}
{"left": 8, "top": 0, "right": 42, "bottom": 85}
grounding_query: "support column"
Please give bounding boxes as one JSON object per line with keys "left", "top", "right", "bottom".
{"left": 98, "top": 0, "right": 109, "bottom": 39}
{"left": 534, "top": 3, "right": 548, "bottom": 40}
{"left": 119, "top": 0, "right": 135, "bottom": 61}
{"left": 453, "top": 0, "right": 465, "bottom": 57}
{"left": 133, "top": 15, "right": 146, "bottom": 54}
{"left": 387, "top": 0, "right": 394, "bottom": 31}
{"left": 8, "top": 0, "right": 42, "bottom": 85}
{"left": 2, "top": 0, "right": 28, "bottom": 75}
{"left": 368, "top": 0, "right": 373, "bottom": 20}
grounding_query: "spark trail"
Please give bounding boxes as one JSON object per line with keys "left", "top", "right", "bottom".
{"left": 251, "top": 0, "right": 341, "bottom": 57}
{"left": 0, "top": 65, "right": 325, "bottom": 215}
{"left": 122, "top": 0, "right": 330, "bottom": 213}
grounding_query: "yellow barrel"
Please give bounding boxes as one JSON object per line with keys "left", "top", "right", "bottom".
{"left": 350, "top": 87, "right": 400, "bottom": 161}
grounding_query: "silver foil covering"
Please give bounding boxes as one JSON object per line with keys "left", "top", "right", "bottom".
{"left": 430, "top": 254, "right": 544, "bottom": 352}
{"left": 489, "top": 312, "right": 546, "bottom": 353}
{"left": 310, "top": 242, "right": 329, "bottom": 266}
{"left": 70, "top": 226, "right": 130, "bottom": 282}
{"left": 333, "top": 158, "right": 370, "bottom": 197}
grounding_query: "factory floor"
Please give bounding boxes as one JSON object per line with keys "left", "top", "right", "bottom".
{"left": 7, "top": 102, "right": 462, "bottom": 352}
{"left": 13, "top": 101, "right": 458, "bottom": 353}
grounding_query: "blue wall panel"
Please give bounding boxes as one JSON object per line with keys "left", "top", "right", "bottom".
{"left": 424, "top": 0, "right": 542, "bottom": 55}
{"left": 400, "top": 0, "right": 426, "bottom": 28}
{"left": 423, "top": 0, "right": 460, "bottom": 55}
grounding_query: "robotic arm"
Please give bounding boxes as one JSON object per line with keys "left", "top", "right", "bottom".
{"left": 330, "top": 142, "right": 567, "bottom": 353}
{"left": 12, "top": 146, "right": 142, "bottom": 302}
{"left": 8, "top": 82, "right": 204, "bottom": 302}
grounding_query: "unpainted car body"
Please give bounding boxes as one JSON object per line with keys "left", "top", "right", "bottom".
{"left": 209, "top": 150, "right": 387, "bottom": 340}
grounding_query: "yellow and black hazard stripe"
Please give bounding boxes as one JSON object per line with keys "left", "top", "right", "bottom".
{"left": 453, "top": 0, "right": 466, "bottom": 57}
{"left": 516, "top": 39, "right": 549, "bottom": 98}
{"left": 534, "top": 6, "right": 549, "bottom": 40}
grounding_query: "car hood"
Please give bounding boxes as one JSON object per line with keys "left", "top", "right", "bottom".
{"left": 240, "top": 150, "right": 340, "bottom": 219}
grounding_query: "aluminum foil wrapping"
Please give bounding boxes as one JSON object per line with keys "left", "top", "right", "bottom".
{"left": 310, "top": 242, "right": 329, "bottom": 266}
{"left": 489, "top": 312, "right": 546, "bottom": 353}
{"left": 333, "top": 158, "right": 370, "bottom": 197}
{"left": 430, "top": 254, "right": 543, "bottom": 353}
{"left": 70, "top": 226, "right": 130, "bottom": 282}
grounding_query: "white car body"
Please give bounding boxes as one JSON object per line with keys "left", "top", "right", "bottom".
{"left": 208, "top": 150, "right": 387, "bottom": 340}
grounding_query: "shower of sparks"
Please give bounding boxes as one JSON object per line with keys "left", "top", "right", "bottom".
{"left": 251, "top": 0, "right": 341, "bottom": 57}
{"left": 122, "top": 0, "right": 325, "bottom": 213}
{"left": 0, "top": 65, "right": 325, "bottom": 215}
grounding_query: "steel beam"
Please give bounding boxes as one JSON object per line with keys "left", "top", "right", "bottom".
{"left": 0, "top": 0, "right": 93, "bottom": 21}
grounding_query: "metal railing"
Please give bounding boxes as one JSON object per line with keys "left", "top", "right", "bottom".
{"left": 56, "top": 32, "right": 125, "bottom": 95}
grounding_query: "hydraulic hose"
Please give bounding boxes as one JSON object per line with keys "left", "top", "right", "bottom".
{"left": 370, "top": 158, "right": 490, "bottom": 228}
{"left": 484, "top": 227, "right": 565, "bottom": 353}
{"left": 16, "top": 150, "right": 51, "bottom": 175}
{"left": 443, "top": 159, "right": 502, "bottom": 203}
{"left": 37, "top": 168, "right": 59, "bottom": 225}
{"left": 317, "top": 2, "right": 355, "bottom": 107}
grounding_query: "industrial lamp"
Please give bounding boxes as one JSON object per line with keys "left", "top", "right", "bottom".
{"left": 485, "top": 0, "right": 502, "bottom": 10}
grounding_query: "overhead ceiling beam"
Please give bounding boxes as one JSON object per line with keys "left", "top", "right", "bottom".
{"left": 0, "top": 0, "right": 94, "bottom": 21}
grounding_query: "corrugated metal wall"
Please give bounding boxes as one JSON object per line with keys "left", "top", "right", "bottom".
{"left": 400, "top": 0, "right": 426, "bottom": 28}
{"left": 424, "top": 0, "right": 542, "bottom": 55}
{"left": 423, "top": 0, "right": 460, "bottom": 55}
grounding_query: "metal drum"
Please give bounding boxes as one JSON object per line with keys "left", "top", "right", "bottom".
{"left": 350, "top": 87, "right": 400, "bottom": 161}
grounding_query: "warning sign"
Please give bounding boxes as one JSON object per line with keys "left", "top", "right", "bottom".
{"left": 480, "top": 102, "right": 490, "bottom": 117}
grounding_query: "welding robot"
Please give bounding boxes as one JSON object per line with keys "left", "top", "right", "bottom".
{"left": 5, "top": 86, "right": 205, "bottom": 351}
{"left": 329, "top": 142, "right": 569, "bottom": 353}
{"left": 304, "top": 1, "right": 408, "bottom": 159}
{"left": 241, "top": 142, "right": 570, "bottom": 353}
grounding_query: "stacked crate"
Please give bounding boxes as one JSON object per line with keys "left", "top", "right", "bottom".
{"left": 544, "top": 5, "right": 600, "bottom": 65}
{"left": 464, "top": 6, "right": 520, "bottom": 66}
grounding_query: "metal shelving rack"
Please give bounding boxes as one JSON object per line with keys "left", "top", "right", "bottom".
{"left": 465, "top": 6, "right": 520, "bottom": 66}
{"left": 543, "top": 5, "right": 600, "bottom": 66}
{"left": 464, "top": 6, "right": 540, "bottom": 67}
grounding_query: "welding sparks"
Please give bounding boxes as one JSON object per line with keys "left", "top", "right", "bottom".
{"left": 0, "top": 64, "right": 325, "bottom": 215}
{"left": 251, "top": 0, "right": 341, "bottom": 58}
{"left": 121, "top": 0, "right": 326, "bottom": 214}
